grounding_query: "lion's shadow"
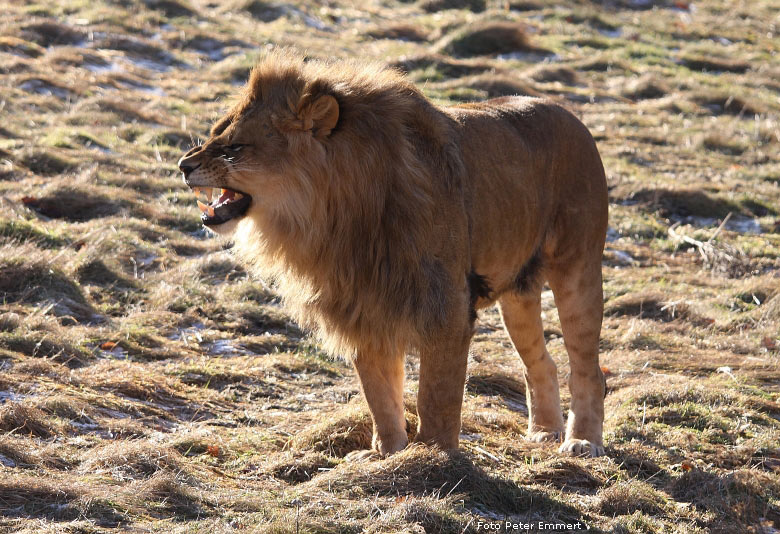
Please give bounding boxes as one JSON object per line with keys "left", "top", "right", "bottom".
{"left": 307, "top": 445, "right": 588, "bottom": 523}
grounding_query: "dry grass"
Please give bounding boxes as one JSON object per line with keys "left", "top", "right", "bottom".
{"left": 0, "top": 0, "right": 779, "bottom": 531}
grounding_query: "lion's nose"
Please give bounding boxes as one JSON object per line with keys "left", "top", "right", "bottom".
{"left": 178, "top": 156, "right": 200, "bottom": 177}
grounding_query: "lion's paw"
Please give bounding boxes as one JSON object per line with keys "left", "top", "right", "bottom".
{"left": 558, "top": 439, "right": 604, "bottom": 457}
{"left": 344, "top": 449, "right": 381, "bottom": 463}
{"left": 526, "top": 430, "right": 561, "bottom": 443}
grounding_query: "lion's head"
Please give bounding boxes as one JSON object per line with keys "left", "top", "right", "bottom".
{"left": 177, "top": 52, "right": 344, "bottom": 235}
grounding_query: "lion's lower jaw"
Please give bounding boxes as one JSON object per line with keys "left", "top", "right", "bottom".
{"left": 203, "top": 216, "right": 242, "bottom": 236}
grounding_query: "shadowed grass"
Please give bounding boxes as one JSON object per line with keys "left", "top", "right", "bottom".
{"left": 308, "top": 445, "right": 585, "bottom": 518}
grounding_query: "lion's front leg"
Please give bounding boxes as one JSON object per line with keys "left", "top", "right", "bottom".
{"left": 350, "top": 350, "right": 408, "bottom": 458}
{"left": 414, "top": 300, "right": 473, "bottom": 449}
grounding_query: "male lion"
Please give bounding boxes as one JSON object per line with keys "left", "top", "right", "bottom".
{"left": 178, "top": 50, "right": 608, "bottom": 458}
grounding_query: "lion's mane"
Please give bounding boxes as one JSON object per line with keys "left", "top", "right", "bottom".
{"left": 231, "top": 51, "right": 466, "bottom": 357}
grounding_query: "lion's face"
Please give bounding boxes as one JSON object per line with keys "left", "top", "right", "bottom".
{"left": 178, "top": 87, "right": 339, "bottom": 235}
{"left": 177, "top": 108, "right": 292, "bottom": 233}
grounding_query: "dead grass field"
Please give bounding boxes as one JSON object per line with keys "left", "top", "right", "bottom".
{"left": 0, "top": 0, "right": 779, "bottom": 532}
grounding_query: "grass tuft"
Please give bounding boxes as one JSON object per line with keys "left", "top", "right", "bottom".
{"left": 267, "top": 451, "right": 339, "bottom": 483}
{"left": 19, "top": 150, "right": 75, "bottom": 176}
{"left": 390, "top": 53, "right": 494, "bottom": 79}
{"left": 308, "top": 445, "right": 548, "bottom": 515}
{"left": 680, "top": 55, "right": 750, "bottom": 73}
{"left": 605, "top": 292, "right": 708, "bottom": 325}
{"left": 622, "top": 75, "right": 670, "bottom": 100}
{"left": 78, "top": 441, "right": 193, "bottom": 482}
{"left": 528, "top": 65, "right": 581, "bottom": 85}
{"left": 0, "top": 251, "right": 96, "bottom": 323}
{"left": 21, "top": 21, "right": 86, "bottom": 47}
{"left": 437, "top": 21, "right": 546, "bottom": 57}
{"left": 691, "top": 92, "right": 765, "bottom": 116}
{"left": 21, "top": 185, "right": 125, "bottom": 221}
{"left": 0, "top": 403, "right": 58, "bottom": 438}
{"left": 131, "top": 472, "right": 206, "bottom": 519}
{"left": 366, "top": 24, "right": 429, "bottom": 42}
{"left": 419, "top": 0, "right": 485, "bottom": 13}
{"left": 596, "top": 480, "right": 670, "bottom": 516}
{"left": 672, "top": 469, "right": 780, "bottom": 528}
{"left": 290, "top": 405, "right": 374, "bottom": 456}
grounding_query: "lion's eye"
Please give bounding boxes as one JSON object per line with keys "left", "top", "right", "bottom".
{"left": 225, "top": 144, "right": 246, "bottom": 153}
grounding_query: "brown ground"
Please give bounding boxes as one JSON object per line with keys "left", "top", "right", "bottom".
{"left": 0, "top": 0, "right": 778, "bottom": 532}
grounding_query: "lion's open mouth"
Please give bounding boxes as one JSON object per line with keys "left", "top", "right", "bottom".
{"left": 192, "top": 187, "right": 251, "bottom": 226}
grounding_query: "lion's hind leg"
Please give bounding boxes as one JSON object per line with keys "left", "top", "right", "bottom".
{"left": 499, "top": 291, "right": 565, "bottom": 443}
{"left": 547, "top": 254, "right": 606, "bottom": 458}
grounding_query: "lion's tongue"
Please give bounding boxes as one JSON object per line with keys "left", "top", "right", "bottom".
{"left": 217, "top": 189, "right": 235, "bottom": 205}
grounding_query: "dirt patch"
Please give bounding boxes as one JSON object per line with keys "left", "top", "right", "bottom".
{"left": 576, "top": 57, "right": 630, "bottom": 72}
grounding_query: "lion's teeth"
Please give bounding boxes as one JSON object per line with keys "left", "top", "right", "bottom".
{"left": 207, "top": 205, "right": 215, "bottom": 217}
{"left": 197, "top": 200, "right": 209, "bottom": 214}
{"left": 193, "top": 187, "right": 201, "bottom": 196}
{"left": 234, "top": 192, "right": 243, "bottom": 199}
{"left": 206, "top": 188, "right": 213, "bottom": 202}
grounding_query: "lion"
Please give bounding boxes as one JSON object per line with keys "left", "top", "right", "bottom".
{"left": 178, "top": 50, "right": 609, "bottom": 458}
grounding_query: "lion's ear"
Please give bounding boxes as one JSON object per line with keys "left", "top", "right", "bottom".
{"left": 297, "top": 94, "right": 339, "bottom": 138}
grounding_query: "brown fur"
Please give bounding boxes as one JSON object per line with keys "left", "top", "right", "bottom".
{"left": 178, "top": 49, "right": 609, "bottom": 457}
